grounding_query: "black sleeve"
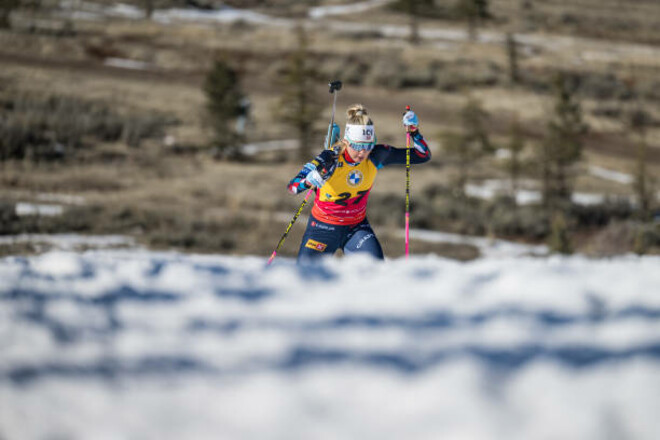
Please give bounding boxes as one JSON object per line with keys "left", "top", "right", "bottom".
{"left": 369, "top": 132, "right": 431, "bottom": 169}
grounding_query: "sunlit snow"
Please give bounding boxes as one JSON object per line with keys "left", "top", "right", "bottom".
{"left": 1, "top": 248, "right": 659, "bottom": 439}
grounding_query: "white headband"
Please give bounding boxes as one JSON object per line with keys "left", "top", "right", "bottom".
{"left": 344, "top": 124, "right": 375, "bottom": 144}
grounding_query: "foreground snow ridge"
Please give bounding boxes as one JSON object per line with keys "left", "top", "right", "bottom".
{"left": 1, "top": 250, "right": 659, "bottom": 440}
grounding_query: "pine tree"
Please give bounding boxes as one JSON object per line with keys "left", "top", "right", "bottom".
{"left": 462, "top": 96, "right": 493, "bottom": 155}
{"left": 406, "top": 0, "right": 419, "bottom": 44}
{"left": 505, "top": 118, "right": 525, "bottom": 202}
{"left": 519, "top": 0, "right": 536, "bottom": 32}
{"left": 275, "top": 24, "right": 322, "bottom": 161}
{"left": 541, "top": 73, "right": 587, "bottom": 210}
{"left": 548, "top": 211, "right": 573, "bottom": 255}
{"left": 144, "top": 0, "right": 154, "bottom": 19}
{"left": 505, "top": 33, "right": 520, "bottom": 84}
{"left": 442, "top": 131, "right": 471, "bottom": 197}
{"left": 1, "top": 0, "right": 20, "bottom": 28}
{"left": 391, "top": 0, "right": 443, "bottom": 43}
{"left": 633, "top": 226, "right": 649, "bottom": 256}
{"left": 456, "top": 0, "right": 491, "bottom": 40}
{"left": 203, "top": 59, "right": 245, "bottom": 159}
{"left": 443, "top": 97, "right": 493, "bottom": 197}
{"left": 629, "top": 105, "right": 654, "bottom": 221}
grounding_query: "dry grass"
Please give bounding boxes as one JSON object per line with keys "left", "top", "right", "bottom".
{"left": 1, "top": 0, "right": 659, "bottom": 258}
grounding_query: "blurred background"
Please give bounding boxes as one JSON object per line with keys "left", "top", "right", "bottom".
{"left": 2, "top": 3, "right": 660, "bottom": 439}
{"left": 1, "top": 0, "right": 659, "bottom": 258}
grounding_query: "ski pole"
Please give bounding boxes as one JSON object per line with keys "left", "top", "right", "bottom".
{"left": 326, "top": 80, "right": 342, "bottom": 148}
{"left": 266, "top": 191, "right": 313, "bottom": 266}
{"left": 404, "top": 105, "right": 412, "bottom": 258}
{"left": 267, "top": 80, "right": 342, "bottom": 266}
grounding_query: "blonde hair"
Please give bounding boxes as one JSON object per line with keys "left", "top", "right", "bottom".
{"left": 346, "top": 103, "right": 373, "bottom": 125}
{"left": 333, "top": 104, "right": 374, "bottom": 154}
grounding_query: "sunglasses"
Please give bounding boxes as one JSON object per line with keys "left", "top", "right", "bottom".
{"left": 347, "top": 142, "right": 375, "bottom": 152}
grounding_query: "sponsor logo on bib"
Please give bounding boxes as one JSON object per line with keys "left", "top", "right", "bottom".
{"left": 347, "top": 170, "right": 363, "bottom": 187}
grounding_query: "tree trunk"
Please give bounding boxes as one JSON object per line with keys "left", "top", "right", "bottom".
{"left": 506, "top": 33, "right": 520, "bottom": 84}
{"left": 409, "top": 0, "right": 419, "bottom": 44}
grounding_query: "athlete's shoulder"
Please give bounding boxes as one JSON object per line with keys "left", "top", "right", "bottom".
{"left": 370, "top": 144, "right": 392, "bottom": 158}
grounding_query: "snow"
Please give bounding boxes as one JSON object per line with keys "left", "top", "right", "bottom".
{"left": 104, "top": 57, "right": 152, "bottom": 70}
{"left": 35, "top": 193, "right": 86, "bottom": 205}
{"left": 589, "top": 165, "right": 635, "bottom": 185}
{"left": 571, "top": 192, "right": 606, "bottom": 206}
{"left": 309, "top": 0, "right": 393, "bottom": 19}
{"left": 240, "top": 139, "right": 298, "bottom": 156}
{"left": 464, "top": 179, "right": 615, "bottom": 206}
{"left": 152, "top": 6, "right": 289, "bottom": 27}
{"left": 466, "top": 179, "right": 543, "bottom": 205}
{"left": 1, "top": 249, "right": 659, "bottom": 439}
{"left": 406, "top": 229, "right": 548, "bottom": 258}
{"left": 15, "top": 202, "right": 64, "bottom": 217}
{"left": 0, "top": 234, "right": 137, "bottom": 251}
{"left": 105, "top": 3, "right": 144, "bottom": 20}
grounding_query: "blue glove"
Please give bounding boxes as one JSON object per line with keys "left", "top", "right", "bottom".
{"left": 403, "top": 110, "right": 419, "bottom": 132}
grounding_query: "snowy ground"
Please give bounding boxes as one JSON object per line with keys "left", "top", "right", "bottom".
{"left": 1, "top": 247, "right": 659, "bottom": 439}
{"left": 465, "top": 179, "right": 629, "bottom": 207}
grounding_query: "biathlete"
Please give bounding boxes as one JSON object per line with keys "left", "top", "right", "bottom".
{"left": 287, "top": 104, "right": 431, "bottom": 263}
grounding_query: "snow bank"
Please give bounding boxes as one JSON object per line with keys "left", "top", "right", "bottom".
{"left": 1, "top": 250, "right": 659, "bottom": 439}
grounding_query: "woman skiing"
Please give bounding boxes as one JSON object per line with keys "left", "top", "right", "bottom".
{"left": 287, "top": 104, "right": 431, "bottom": 262}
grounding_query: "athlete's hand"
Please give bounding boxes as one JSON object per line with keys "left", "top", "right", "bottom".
{"left": 314, "top": 149, "right": 337, "bottom": 173}
{"left": 305, "top": 169, "right": 326, "bottom": 188}
{"left": 301, "top": 149, "right": 337, "bottom": 189}
{"left": 402, "top": 110, "right": 419, "bottom": 133}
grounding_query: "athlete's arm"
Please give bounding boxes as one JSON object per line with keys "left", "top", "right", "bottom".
{"left": 287, "top": 149, "right": 338, "bottom": 194}
{"left": 369, "top": 130, "right": 431, "bottom": 169}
